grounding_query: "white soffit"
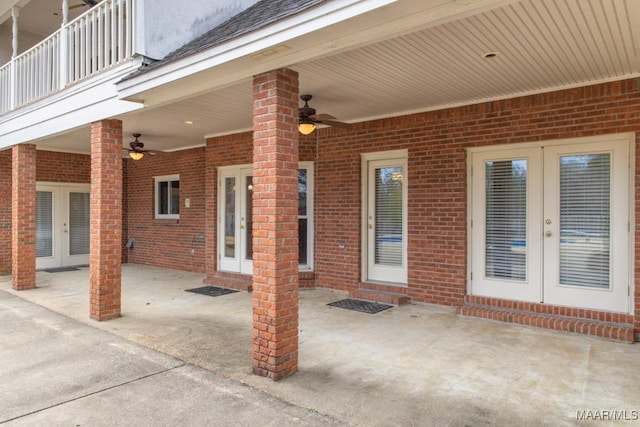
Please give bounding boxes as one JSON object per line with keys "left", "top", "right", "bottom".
{"left": 27, "top": 0, "right": 640, "bottom": 154}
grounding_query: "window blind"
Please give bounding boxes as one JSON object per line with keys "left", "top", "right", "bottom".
{"left": 485, "top": 160, "right": 527, "bottom": 281}
{"left": 36, "top": 191, "right": 53, "bottom": 258}
{"left": 374, "top": 166, "right": 403, "bottom": 266}
{"left": 559, "top": 154, "right": 610, "bottom": 289}
{"left": 69, "top": 192, "right": 90, "bottom": 256}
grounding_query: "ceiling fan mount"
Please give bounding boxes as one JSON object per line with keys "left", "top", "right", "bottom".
{"left": 298, "top": 94, "right": 351, "bottom": 135}
{"left": 125, "top": 133, "right": 159, "bottom": 160}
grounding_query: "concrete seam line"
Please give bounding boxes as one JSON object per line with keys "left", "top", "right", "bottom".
{"left": 0, "top": 363, "right": 186, "bottom": 424}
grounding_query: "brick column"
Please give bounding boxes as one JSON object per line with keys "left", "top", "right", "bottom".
{"left": 11, "top": 144, "right": 36, "bottom": 290}
{"left": 90, "top": 119, "right": 123, "bottom": 321}
{"left": 252, "top": 68, "right": 300, "bottom": 380}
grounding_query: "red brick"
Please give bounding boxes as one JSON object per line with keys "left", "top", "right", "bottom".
{"left": 11, "top": 144, "right": 37, "bottom": 290}
{"left": 90, "top": 120, "right": 123, "bottom": 321}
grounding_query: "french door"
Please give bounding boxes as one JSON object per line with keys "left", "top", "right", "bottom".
{"left": 36, "top": 183, "right": 91, "bottom": 269}
{"left": 363, "top": 152, "right": 407, "bottom": 284}
{"left": 218, "top": 167, "right": 253, "bottom": 274}
{"left": 470, "top": 136, "right": 631, "bottom": 313}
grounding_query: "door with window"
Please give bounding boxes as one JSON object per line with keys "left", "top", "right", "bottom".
{"left": 219, "top": 167, "right": 253, "bottom": 274}
{"left": 470, "top": 136, "right": 630, "bottom": 313}
{"left": 36, "top": 183, "right": 91, "bottom": 269}
{"left": 363, "top": 152, "right": 407, "bottom": 284}
{"left": 218, "top": 163, "right": 314, "bottom": 274}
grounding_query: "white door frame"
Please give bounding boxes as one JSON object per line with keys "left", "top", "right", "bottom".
{"left": 36, "top": 182, "right": 90, "bottom": 269}
{"left": 361, "top": 150, "right": 408, "bottom": 285}
{"left": 218, "top": 165, "right": 253, "bottom": 274}
{"left": 467, "top": 133, "right": 635, "bottom": 314}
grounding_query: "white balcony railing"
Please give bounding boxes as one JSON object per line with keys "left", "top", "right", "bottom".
{"left": 1, "top": 0, "right": 136, "bottom": 115}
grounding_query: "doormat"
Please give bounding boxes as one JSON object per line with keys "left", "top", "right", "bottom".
{"left": 42, "top": 267, "right": 80, "bottom": 273}
{"left": 327, "top": 298, "right": 393, "bottom": 314}
{"left": 185, "top": 286, "right": 239, "bottom": 297}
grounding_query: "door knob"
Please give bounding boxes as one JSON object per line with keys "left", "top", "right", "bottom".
{"left": 545, "top": 231, "right": 552, "bottom": 237}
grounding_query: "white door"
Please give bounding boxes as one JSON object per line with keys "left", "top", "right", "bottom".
{"left": 36, "top": 184, "right": 90, "bottom": 269}
{"left": 542, "top": 141, "right": 629, "bottom": 312}
{"left": 365, "top": 157, "right": 407, "bottom": 284}
{"left": 471, "top": 137, "right": 630, "bottom": 313}
{"left": 218, "top": 167, "right": 253, "bottom": 274}
{"left": 470, "top": 149, "right": 543, "bottom": 302}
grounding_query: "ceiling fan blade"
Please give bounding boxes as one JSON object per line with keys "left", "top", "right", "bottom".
{"left": 320, "top": 119, "right": 351, "bottom": 129}
{"left": 69, "top": 4, "right": 87, "bottom": 9}
{"left": 310, "top": 113, "right": 336, "bottom": 121}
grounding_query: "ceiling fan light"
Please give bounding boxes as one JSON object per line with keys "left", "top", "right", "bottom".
{"left": 298, "top": 122, "right": 316, "bottom": 135}
{"left": 129, "top": 151, "right": 144, "bottom": 160}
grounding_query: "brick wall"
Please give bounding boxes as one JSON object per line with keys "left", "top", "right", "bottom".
{"left": 124, "top": 147, "right": 207, "bottom": 273}
{"left": 0, "top": 150, "right": 90, "bottom": 275}
{"left": 204, "top": 130, "right": 317, "bottom": 287}
{"left": 37, "top": 151, "right": 91, "bottom": 183}
{"left": 308, "top": 78, "right": 640, "bottom": 335}
{"left": 11, "top": 144, "right": 37, "bottom": 290}
{"left": 0, "top": 150, "right": 11, "bottom": 274}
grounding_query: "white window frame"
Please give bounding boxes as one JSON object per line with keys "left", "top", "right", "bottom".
{"left": 299, "top": 161, "right": 314, "bottom": 271}
{"left": 466, "top": 132, "right": 635, "bottom": 314}
{"left": 154, "top": 174, "right": 180, "bottom": 219}
{"left": 217, "top": 163, "right": 314, "bottom": 272}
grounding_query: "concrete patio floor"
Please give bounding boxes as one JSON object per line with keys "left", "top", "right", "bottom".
{"left": 1, "top": 264, "right": 639, "bottom": 426}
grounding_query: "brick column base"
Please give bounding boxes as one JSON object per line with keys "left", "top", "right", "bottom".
{"left": 11, "top": 144, "right": 37, "bottom": 290}
{"left": 90, "top": 119, "right": 123, "bottom": 321}
{"left": 251, "top": 68, "right": 300, "bottom": 380}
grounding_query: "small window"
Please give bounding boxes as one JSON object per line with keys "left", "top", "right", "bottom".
{"left": 155, "top": 175, "right": 180, "bottom": 219}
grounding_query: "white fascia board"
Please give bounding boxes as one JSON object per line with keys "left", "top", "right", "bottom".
{"left": 117, "top": 0, "right": 517, "bottom": 106}
{"left": 0, "top": 61, "right": 144, "bottom": 149}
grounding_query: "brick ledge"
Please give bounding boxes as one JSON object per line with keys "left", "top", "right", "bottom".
{"left": 459, "top": 304, "right": 635, "bottom": 343}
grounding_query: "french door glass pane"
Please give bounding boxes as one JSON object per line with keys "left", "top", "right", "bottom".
{"left": 69, "top": 192, "right": 90, "bottom": 255}
{"left": 224, "top": 177, "right": 235, "bottom": 258}
{"left": 298, "top": 169, "right": 307, "bottom": 216}
{"left": 559, "top": 154, "right": 610, "bottom": 288}
{"left": 36, "top": 191, "right": 53, "bottom": 258}
{"left": 299, "top": 218, "right": 307, "bottom": 265}
{"left": 245, "top": 176, "right": 253, "bottom": 261}
{"left": 374, "top": 166, "right": 403, "bottom": 266}
{"left": 485, "top": 160, "right": 527, "bottom": 280}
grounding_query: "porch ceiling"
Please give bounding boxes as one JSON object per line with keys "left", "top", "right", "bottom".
{"left": 33, "top": 0, "right": 640, "bottom": 155}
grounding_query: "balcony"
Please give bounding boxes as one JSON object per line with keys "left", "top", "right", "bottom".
{"left": 0, "top": 0, "right": 137, "bottom": 115}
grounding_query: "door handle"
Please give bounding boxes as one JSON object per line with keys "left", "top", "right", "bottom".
{"left": 545, "top": 231, "right": 552, "bottom": 237}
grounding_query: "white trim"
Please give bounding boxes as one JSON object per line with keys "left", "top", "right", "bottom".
{"left": 154, "top": 174, "right": 180, "bottom": 219}
{"left": 466, "top": 132, "right": 635, "bottom": 313}
{"left": 467, "top": 132, "right": 636, "bottom": 154}
{"left": 116, "top": 0, "right": 518, "bottom": 106}
{"left": 35, "top": 182, "right": 91, "bottom": 269}
{"left": 361, "top": 149, "right": 408, "bottom": 284}
{"left": 0, "top": 59, "right": 144, "bottom": 149}
{"left": 299, "top": 161, "right": 314, "bottom": 271}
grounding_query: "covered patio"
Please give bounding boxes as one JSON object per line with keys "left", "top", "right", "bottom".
{"left": 1, "top": 264, "right": 638, "bottom": 426}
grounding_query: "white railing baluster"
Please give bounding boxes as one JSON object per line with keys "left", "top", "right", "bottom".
{"left": 3, "top": 0, "right": 137, "bottom": 112}
{"left": 111, "top": 0, "right": 116, "bottom": 65}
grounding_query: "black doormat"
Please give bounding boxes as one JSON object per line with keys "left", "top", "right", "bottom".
{"left": 185, "top": 286, "right": 239, "bottom": 297}
{"left": 42, "top": 267, "right": 80, "bottom": 273}
{"left": 327, "top": 298, "right": 393, "bottom": 314}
